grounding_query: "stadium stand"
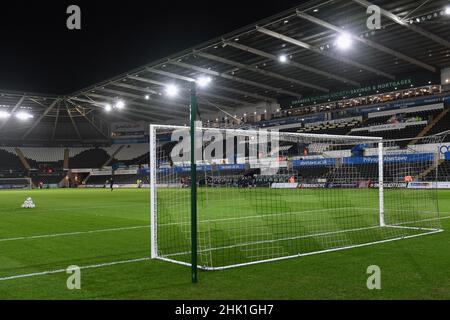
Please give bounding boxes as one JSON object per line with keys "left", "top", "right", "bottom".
{"left": 0, "top": 148, "right": 24, "bottom": 170}
{"left": 69, "top": 148, "right": 114, "bottom": 169}
{"left": 424, "top": 160, "right": 450, "bottom": 181}
{"left": 425, "top": 109, "right": 450, "bottom": 139}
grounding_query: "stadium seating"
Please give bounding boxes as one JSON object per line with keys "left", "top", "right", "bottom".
{"left": 69, "top": 148, "right": 111, "bottom": 168}
{"left": 426, "top": 110, "right": 450, "bottom": 139}
{"left": 0, "top": 148, "right": 24, "bottom": 170}
{"left": 424, "top": 160, "right": 450, "bottom": 181}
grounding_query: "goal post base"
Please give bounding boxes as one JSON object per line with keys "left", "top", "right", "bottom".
{"left": 154, "top": 225, "right": 443, "bottom": 271}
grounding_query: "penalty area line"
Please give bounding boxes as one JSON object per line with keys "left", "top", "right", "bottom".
{"left": 0, "top": 225, "right": 150, "bottom": 243}
{"left": 0, "top": 257, "right": 151, "bottom": 281}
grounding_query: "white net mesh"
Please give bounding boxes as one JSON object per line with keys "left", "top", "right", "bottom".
{"left": 150, "top": 125, "right": 442, "bottom": 270}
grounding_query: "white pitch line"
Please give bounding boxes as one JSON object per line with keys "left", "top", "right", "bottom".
{"left": 1, "top": 213, "right": 447, "bottom": 243}
{"left": 8, "top": 203, "right": 146, "bottom": 214}
{"left": 0, "top": 225, "right": 149, "bottom": 243}
{"left": 0, "top": 257, "right": 151, "bottom": 281}
{"left": 159, "top": 206, "right": 368, "bottom": 227}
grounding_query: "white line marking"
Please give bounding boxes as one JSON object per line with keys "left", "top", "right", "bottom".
{"left": 0, "top": 257, "right": 150, "bottom": 281}
{"left": 164, "top": 224, "right": 384, "bottom": 257}
{"left": 159, "top": 207, "right": 370, "bottom": 226}
{"left": 5, "top": 203, "right": 147, "bottom": 214}
{"left": 0, "top": 225, "right": 149, "bottom": 243}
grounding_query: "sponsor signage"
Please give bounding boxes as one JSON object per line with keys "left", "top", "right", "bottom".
{"left": 271, "top": 183, "right": 298, "bottom": 189}
{"left": 352, "top": 121, "right": 428, "bottom": 133}
{"left": 344, "top": 153, "right": 433, "bottom": 165}
{"left": 304, "top": 116, "right": 362, "bottom": 128}
{"left": 367, "top": 103, "right": 443, "bottom": 119}
{"left": 293, "top": 158, "right": 336, "bottom": 167}
{"left": 111, "top": 122, "right": 147, "bottom": 140}
{"left": 299, "top": 183, "right": 326, "bottom": 188}
{"left": 156, "top": 163, "right": 247, "bottom": 174}
{"left": 279, "top": 74, "right": 439, "bottom": 108}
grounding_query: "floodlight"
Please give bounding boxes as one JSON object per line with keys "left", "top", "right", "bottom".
{"left": 445, "top": 7, "right": 450, "bottom": 15}
{"left": 104, "top": 104, "right": 112, "bottom": 112}
{"left": 278, "top": 54, "right": 288, "bottom": 63}
{"left": 115, "top": 100, "right": 125, "bottom": 109}
{"left": 145, "top": 94, "right": 150, "bottom": 100}
{"left": 196, "top": 76, "right": 212, "bottom": 88}
{"left": 0, "top": 110, "right": 11, "bottom": 119}
{"left": 15, "top": 111, "right": 34, "bottom": 120}
{"left": 335, "top": 32, "right": 353, "bottom": 50}
{"left": 165, "top": 84, "right": 179, "bottom": 97}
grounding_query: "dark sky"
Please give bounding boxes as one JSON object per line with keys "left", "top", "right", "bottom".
{"left": 0, "top": 0, "right": 307, "bottom": 95}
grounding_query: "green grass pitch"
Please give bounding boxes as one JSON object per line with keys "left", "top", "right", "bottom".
{"left": 0, "top": 188, "right": 449, "bottom": 299}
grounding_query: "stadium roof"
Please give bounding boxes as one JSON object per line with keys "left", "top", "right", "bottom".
{"left": 0, "top": 0, "right": 449, "bottom": 144}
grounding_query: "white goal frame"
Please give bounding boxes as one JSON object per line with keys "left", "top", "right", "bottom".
{"left": 0, "top": 177, "right": 32, "bottom": 190}
{"left": 149, "top": 124, "right": 443, "bottom": 270}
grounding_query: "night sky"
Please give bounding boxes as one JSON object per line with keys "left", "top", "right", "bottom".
{"left": 0, "top": 0, "right": 307, "bottom": 95}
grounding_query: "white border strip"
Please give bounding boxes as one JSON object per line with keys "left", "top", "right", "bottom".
{"left": 0, "top": 225, "right": 149, "bottom": 243}
{"left": 159, "top": 228, "right": 443, "bottom": 271}
{"left": 0, "top": 257, "right": 150, "bottom": 281}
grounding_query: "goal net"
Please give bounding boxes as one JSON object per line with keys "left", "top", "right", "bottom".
{"left": 0, "top": 177, "right": 32, "bottom": 190}
{"left": 150, "top": 124, "right": 442, "bottom": 270}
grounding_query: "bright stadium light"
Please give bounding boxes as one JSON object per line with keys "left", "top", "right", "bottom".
{"left": 15, "top": 111, "right": 34, "bottom": 120}
{"left": 115, "top": 100, "right": 125, "bottom": 110}
{"left": 144, "top": 94, "right": 150, "bottom": 100}
{"left": 0, "top": 110, "right": 11, "bottom": 119}
{"left": 335, "top": 32, "right": 353, "bottom": 50}
{"left": 104, "top": 104, "right": 112, "bottom": 112}
{"left": 165, "top": 84, "right": 179, "bottom": 97}
{"left": 196, "top": 76, "right": 212, "bottom": 88}
{"left": 278, "top": 54, "right": 288, "bottom": 63}
{"left": 445, "top": 7, "right": 450, "bottom": 15}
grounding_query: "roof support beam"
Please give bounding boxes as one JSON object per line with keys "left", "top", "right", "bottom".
{"left": 129, "top": 75, "right": 276, "bottom": 102}
{"left": 196, "top": 51, "right": 329, "bottom": 92}
{"left": 143, "top": 69, "right": 245, "bottom": 111}
{"left": 69, "top": 97, "right": 167, "bottom": 122}
{"left": 123, "top": 74, "right": 247, "bottom": 106}
{"left": 74, "top": 106, "right": 110, "bottom": 140}
{"left": 66, "top": 106, "right": 83, "bottom": 141}
{"left": 93, "top": 88, "right": 189, "bottom": 116}
{"left": 257, "top": 26, "right": 395, "bottom": 79}
{"left": 0, "top": 95, "right": 26, "bottom": 132}
{"left": 352, "top": 0, "right": 450, "bottom": 49}
{"left": 296, "top": 11, "right": 436, "bottom": 72}
{"left": 113, "top": 82, "right": 160, "bottom": 95}
{"left": 51, "top": 105, "right": 60, "bottom": 141}
{"left": 83, "top": 94, "right": 185, "bottom": 120}
{"left": 223, "top": 40, "right": 360, "bottom": 86}
{"left": 167, "top": 60, "right": 303, "bottom": 97}
{"left": 22, "top": 99, "right": 60, "bottom": 139}
{"left": 116, "top": 78, "right": 237, "bottom": 114}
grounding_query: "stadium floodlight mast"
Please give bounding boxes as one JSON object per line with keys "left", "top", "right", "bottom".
{"left": 0, "top": 110, "right": 11, "bottom": 119}
{"left": 104, "top": 100, "right": 125, "bottom": 112}
{"left": 278, "top": 54, "right": 288, "bottom": 63}
{"left": 115, "top": 100, "right": 125, "bottom": 110}
{"left": 15, "top": 111, "right": 34, "bottom": 120}
{"left": 335, "top": 32, "right": 353, "bottom": 50}
{"left": 165, "top": 84, "right": 179, "bottom": 97}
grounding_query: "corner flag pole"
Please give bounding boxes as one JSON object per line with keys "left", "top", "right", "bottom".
{"left": 190, "top": 81, "right": 198, "bottom": 283}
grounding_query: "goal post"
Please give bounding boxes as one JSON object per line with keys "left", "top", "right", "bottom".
{"left": 149, "top": 124, "right": 442, "bottom": 271}
{"left": 378, "top": 142, "right": 385, "bottom": 227}
{"left": 0, "top": 177, "right": 32, "bottom": 190}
